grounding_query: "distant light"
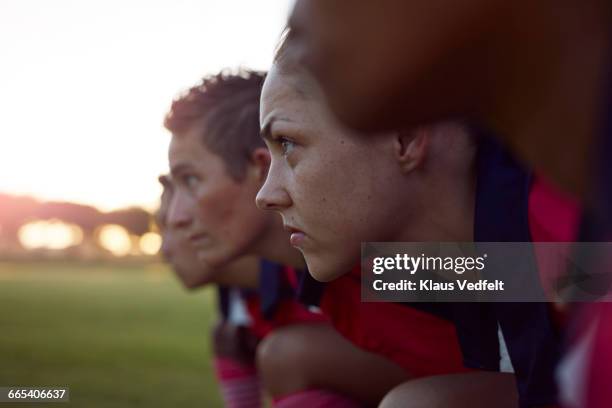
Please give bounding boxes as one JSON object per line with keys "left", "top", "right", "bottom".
{"left": 18, "top": 222, "right": 46, "bottom": 249}
{"left": 18, "top": 219, "right": 83, "bottom": 250}
{"left": 139, "top": 232, "right": 162, "bottom": 256}
{"left": 98, "top": 224, "right": 131, "bottom": 256}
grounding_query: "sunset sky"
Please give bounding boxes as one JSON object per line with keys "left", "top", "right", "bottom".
{"left": 0, "top": 0, "right": 293, "bottom": 211}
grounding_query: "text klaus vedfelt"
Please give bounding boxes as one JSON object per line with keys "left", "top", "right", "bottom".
{"left": 371, "top": 254, "right": 505, "bottom": 292}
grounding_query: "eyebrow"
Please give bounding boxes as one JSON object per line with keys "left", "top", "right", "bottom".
{"left": 260, "top": 116, "right": 276, "bottom": 142}
{"left": 169, "top": 162, "right": 193, "bottom": 177}
{"left": 261, "top": 115, "right": 295, "bottom": 142}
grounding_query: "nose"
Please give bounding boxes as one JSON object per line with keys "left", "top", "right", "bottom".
{"left": 256, "top": 164, "right": 292, "bottom": 211}
{"left": 160, "top": 232, "right": 174, "bottom": 261}
{"left": 167, "top": 190, "right": 194, "bottom": 230}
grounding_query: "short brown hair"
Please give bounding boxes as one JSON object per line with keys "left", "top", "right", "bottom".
{"left": 164, "top": 69, "right": 266, "bottom": 181}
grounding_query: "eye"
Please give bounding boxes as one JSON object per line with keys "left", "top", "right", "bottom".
{"left": 279, "top": 137, "right": 296, "bottom": 157}
{"left": 182, "top": 174, "right": 200, "bottom": 190}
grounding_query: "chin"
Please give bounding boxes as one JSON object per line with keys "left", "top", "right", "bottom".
{"left": 305, "top": 258, "right": 349, "bottom": 283}
{"left": 196, "top": 251, "right": 228, "bottom": 270}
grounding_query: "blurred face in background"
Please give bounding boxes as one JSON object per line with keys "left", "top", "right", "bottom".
{"left": 256, "top": 65, "right": 411, "bottom": 282}
{"left": 288, "top": 0, "right": 508, "bottom": 132}
{"left": 167, "top": 123, "right": 273, "bottom": 269}
{"left": 160, "top": 222, "right": 208, "bottom": 288}
{"left": 157, "top": 176, "right": 209, "bottom": 288}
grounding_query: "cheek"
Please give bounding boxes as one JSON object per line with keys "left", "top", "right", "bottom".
{"left": 175, "top": 246, "right": 200, "bottom": 271}
{"left": 197, "top": 198, "right": 225, "bottom": 229}
{"left": 195, "top": 185, "right": 241, "bottom": 237}
{"left": 206, "top": 184, "right": 265, "bottom": 246}
{"left": 292, "top": 157, "right": 362, "bottom": 240}
{"left": 303, "top": 153, "right": 393, "bottom": 245}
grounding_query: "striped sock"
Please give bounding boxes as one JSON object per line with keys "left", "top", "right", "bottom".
{"left": 214, "top": 357, "right": 261, "bottom": 408}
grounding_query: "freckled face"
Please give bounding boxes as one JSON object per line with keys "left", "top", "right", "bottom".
{"left": 168, "top": 125, "right": 272, "bottom": 269}
{"left": 257, "top": 66, "right": 407, "bottom": 282}
{"left": 161, "top": 223, "right": 210, "bottom": 287}
{"left": 158, "top": 177, "right": 210, "bottom": 288}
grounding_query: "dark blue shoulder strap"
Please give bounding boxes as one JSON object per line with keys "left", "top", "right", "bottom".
{"left": 259, "top": 259, "right": 307, "bottom": 320}
{"left": 475, "top": 136, "right": 560, "bottom": 408}
{"left": 297, "top": 268, "right": 326, "bottom": 307}
{"left": 216, "top": 286, "right": 231, "bottom": 320}
{"left": 565, "top": 53, "right": 612, "bottom": 330}
{"left": 258, "top": 259, "right": 286, "bottom": 320}
{"left": 595, "top": 49, "right": 612, "bottom": 233}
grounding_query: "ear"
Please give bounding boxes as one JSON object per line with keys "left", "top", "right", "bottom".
{"left": 250, "top": 147, "right": 271, "bottom": 182}
{"left": 394, "top": 127, "right": 430, "bottom": 173}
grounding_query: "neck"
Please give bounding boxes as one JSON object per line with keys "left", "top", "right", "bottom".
{"left": 481, "top": 0, "right": 611, "bottom": 198}
{"left": 252, "top": 215, "right": 306, "bottom": 269}
{"left": 396, "top": 169, "right": 476, "bottom": 242}
{"left": 212, "top": 256, "right": 260, "bottom": 289}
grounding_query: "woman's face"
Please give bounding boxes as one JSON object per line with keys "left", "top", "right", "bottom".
{"left": 256, "top": 66, "right": 407, "bottom": 282}
{"left": 167, "top": 125, "right": 272, "bottom": 269}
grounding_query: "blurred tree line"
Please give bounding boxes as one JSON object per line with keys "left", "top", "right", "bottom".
{"left": 0, "top": 193, "right": 153, "bottom": 255}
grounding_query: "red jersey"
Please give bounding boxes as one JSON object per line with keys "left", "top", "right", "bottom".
{"left": 319, "top": 266, "right": 470, "bottom": 377}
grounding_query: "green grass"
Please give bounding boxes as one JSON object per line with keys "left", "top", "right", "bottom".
{"left": 0, "top": 261, "right": 223, "bottom": 407}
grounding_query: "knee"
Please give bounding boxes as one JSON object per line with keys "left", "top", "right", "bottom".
{"left": 379, "top": 381, "right": 437, "bottom": 408}
{"left": 379, "top": 373, "right": 518, "bottom": 408}
{"left": 256, "top": 325, "right": 317, "bottom": 397}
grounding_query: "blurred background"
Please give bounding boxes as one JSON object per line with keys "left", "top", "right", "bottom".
{"left": 0, "top": 1, "right": 292, "bottom": 406}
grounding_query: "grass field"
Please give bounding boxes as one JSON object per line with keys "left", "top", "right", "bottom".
{"left": 0, "top": 260, "right": 223, "bottom": 407}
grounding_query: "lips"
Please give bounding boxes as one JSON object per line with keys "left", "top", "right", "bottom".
{"left": 188, "top": 232, "right": 209, "bottom": 247}
{"left": 284, "top": 224, "right": 306, "bottom": 248}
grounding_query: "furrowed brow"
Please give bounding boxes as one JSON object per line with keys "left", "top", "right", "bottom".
{"left": 169, "top": 163, "right": 191, "bottom": 177}
{"left": 260, "top": 119, "right": 274, "bottom": 142}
